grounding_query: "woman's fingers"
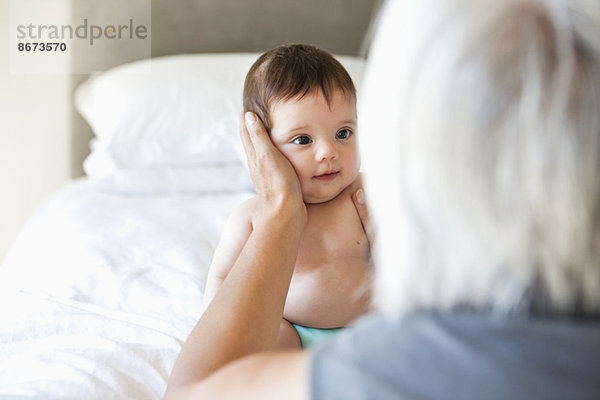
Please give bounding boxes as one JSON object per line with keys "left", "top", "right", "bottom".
{"left": 244, "top": 112, "right": 269, "bottom": 150}
{"left": 352, "top": 188, "right": 376, "bottom": 251}
{"left": 241, "top": 112, "right": 283, "bottom": 167}
{"left": 240, "top": 111, "right": 306, "bottom": 221}
{"left": 239, "top": 112, "right": 255, "bottom": 162}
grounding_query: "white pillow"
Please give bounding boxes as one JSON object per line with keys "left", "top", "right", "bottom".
{"left": 76, "top": 53, "right": 366, "bottom": 193}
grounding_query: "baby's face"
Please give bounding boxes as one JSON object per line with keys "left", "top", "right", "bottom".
{"left": 269, "top": 89, "right": 360, "bottom": 204}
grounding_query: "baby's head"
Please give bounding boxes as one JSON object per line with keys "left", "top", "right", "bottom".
{"left": 243, "top": 44, "right": 360, "bottom": 204}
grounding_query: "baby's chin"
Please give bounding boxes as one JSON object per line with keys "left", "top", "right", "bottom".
{"left": 302, "top": 172, "right": 361, "bottom": 204}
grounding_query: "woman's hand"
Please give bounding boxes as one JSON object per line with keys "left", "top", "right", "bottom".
{"left": 240, "top": 112, "right": 307, "bottom": 225}
{"left": 352, "top": 188, "right": 376, "bottom": 256}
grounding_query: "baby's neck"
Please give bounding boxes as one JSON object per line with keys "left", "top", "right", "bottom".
{"left": 304, "top": 190, "right": 347, "bottom": 207}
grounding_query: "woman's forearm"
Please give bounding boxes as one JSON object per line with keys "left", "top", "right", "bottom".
{"left": 166, "top": 112, "right": 307, "bottom": 398}
{"left": 166, "top": 206, "right": 304, "bottom": 394}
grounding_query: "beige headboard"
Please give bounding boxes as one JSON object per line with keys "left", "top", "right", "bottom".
{"left": 69, "top": 0, "right": 381, "bottom": 177}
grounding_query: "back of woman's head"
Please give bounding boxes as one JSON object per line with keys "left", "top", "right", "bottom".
{"left": 361, "top": 0, "right": 600, "bottom": 316}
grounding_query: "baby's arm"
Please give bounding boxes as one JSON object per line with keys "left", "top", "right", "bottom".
{"left": 203, "top": 198, "right": 256, "bottom": 309}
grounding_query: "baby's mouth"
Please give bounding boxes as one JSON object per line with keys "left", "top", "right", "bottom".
{"left": 314, "top": 171, "right": 339, "bottom": 182}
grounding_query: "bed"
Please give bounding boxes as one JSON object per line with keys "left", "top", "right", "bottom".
{"left": 0, "top": 1, "right": 374, "bottom": 397}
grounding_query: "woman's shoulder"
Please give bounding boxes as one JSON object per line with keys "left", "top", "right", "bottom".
{"left": 310, "top": 312, "right": 600, "bottom": 400}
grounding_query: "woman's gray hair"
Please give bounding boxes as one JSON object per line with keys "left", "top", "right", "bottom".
{"left": 361, "top": 0, "right": 600, "bottom": 316}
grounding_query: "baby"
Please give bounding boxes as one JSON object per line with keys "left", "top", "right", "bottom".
{"left": 204, "top": 44, "right": 371, "bottom": 349}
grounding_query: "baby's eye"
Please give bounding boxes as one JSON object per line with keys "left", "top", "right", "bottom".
{"left": 292, "top": 136, "right": 312, "bottom": 145}
{"left": 336, "top": 129, "right": 352, "bottom": 139}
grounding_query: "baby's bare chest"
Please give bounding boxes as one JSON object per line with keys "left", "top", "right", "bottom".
{"left": 284, "top": 194, "right": 371, "bottom": 327}
{"left": 294, "top": 195, "right": 369, "bottom": 273}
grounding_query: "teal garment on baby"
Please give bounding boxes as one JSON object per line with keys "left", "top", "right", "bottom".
{"left": 293, "top": 324, "right": 344, "bottom": 348}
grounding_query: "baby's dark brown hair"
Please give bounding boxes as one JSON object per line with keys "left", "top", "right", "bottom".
{"left": 243, "top": 44, "right": 357, "bottom": 133}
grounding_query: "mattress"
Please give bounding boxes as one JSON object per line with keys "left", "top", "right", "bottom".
{"left": 0, "top": 178, "right": 254, "bottom": 398}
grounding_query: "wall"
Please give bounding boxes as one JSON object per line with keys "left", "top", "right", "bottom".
{"left": 0, "top": 0, "right": 71, "bottom": 262}
{"left": 0, "top": 0, "right": 379, "bottom": 262}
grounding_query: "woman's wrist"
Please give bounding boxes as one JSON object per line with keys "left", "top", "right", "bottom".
{"left": 258, "top": 196, "right": 306, "bottom": 236}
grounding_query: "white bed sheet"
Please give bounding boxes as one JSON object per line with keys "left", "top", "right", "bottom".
{"left": 0, "top": 178, "right": 254, "bottom": 399}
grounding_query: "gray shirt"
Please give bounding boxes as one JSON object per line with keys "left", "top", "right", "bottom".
{"left": 311, "top": 312, "right": 600, "bottom": 399}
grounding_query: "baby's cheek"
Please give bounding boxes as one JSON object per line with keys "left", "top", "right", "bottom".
{"left": 348, "top": 151, "right": 361, "bottom": 174}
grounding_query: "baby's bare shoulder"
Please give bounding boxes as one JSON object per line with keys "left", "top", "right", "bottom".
{"left": 236, "top": 195, "right": 260, "bottom": 213}
{"left": 228, "top": 196, "right": 260, "bottom": 226}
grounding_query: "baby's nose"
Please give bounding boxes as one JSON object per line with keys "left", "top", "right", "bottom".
{"left": 316, "top": 141, "right": 338, "bottom": 161}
